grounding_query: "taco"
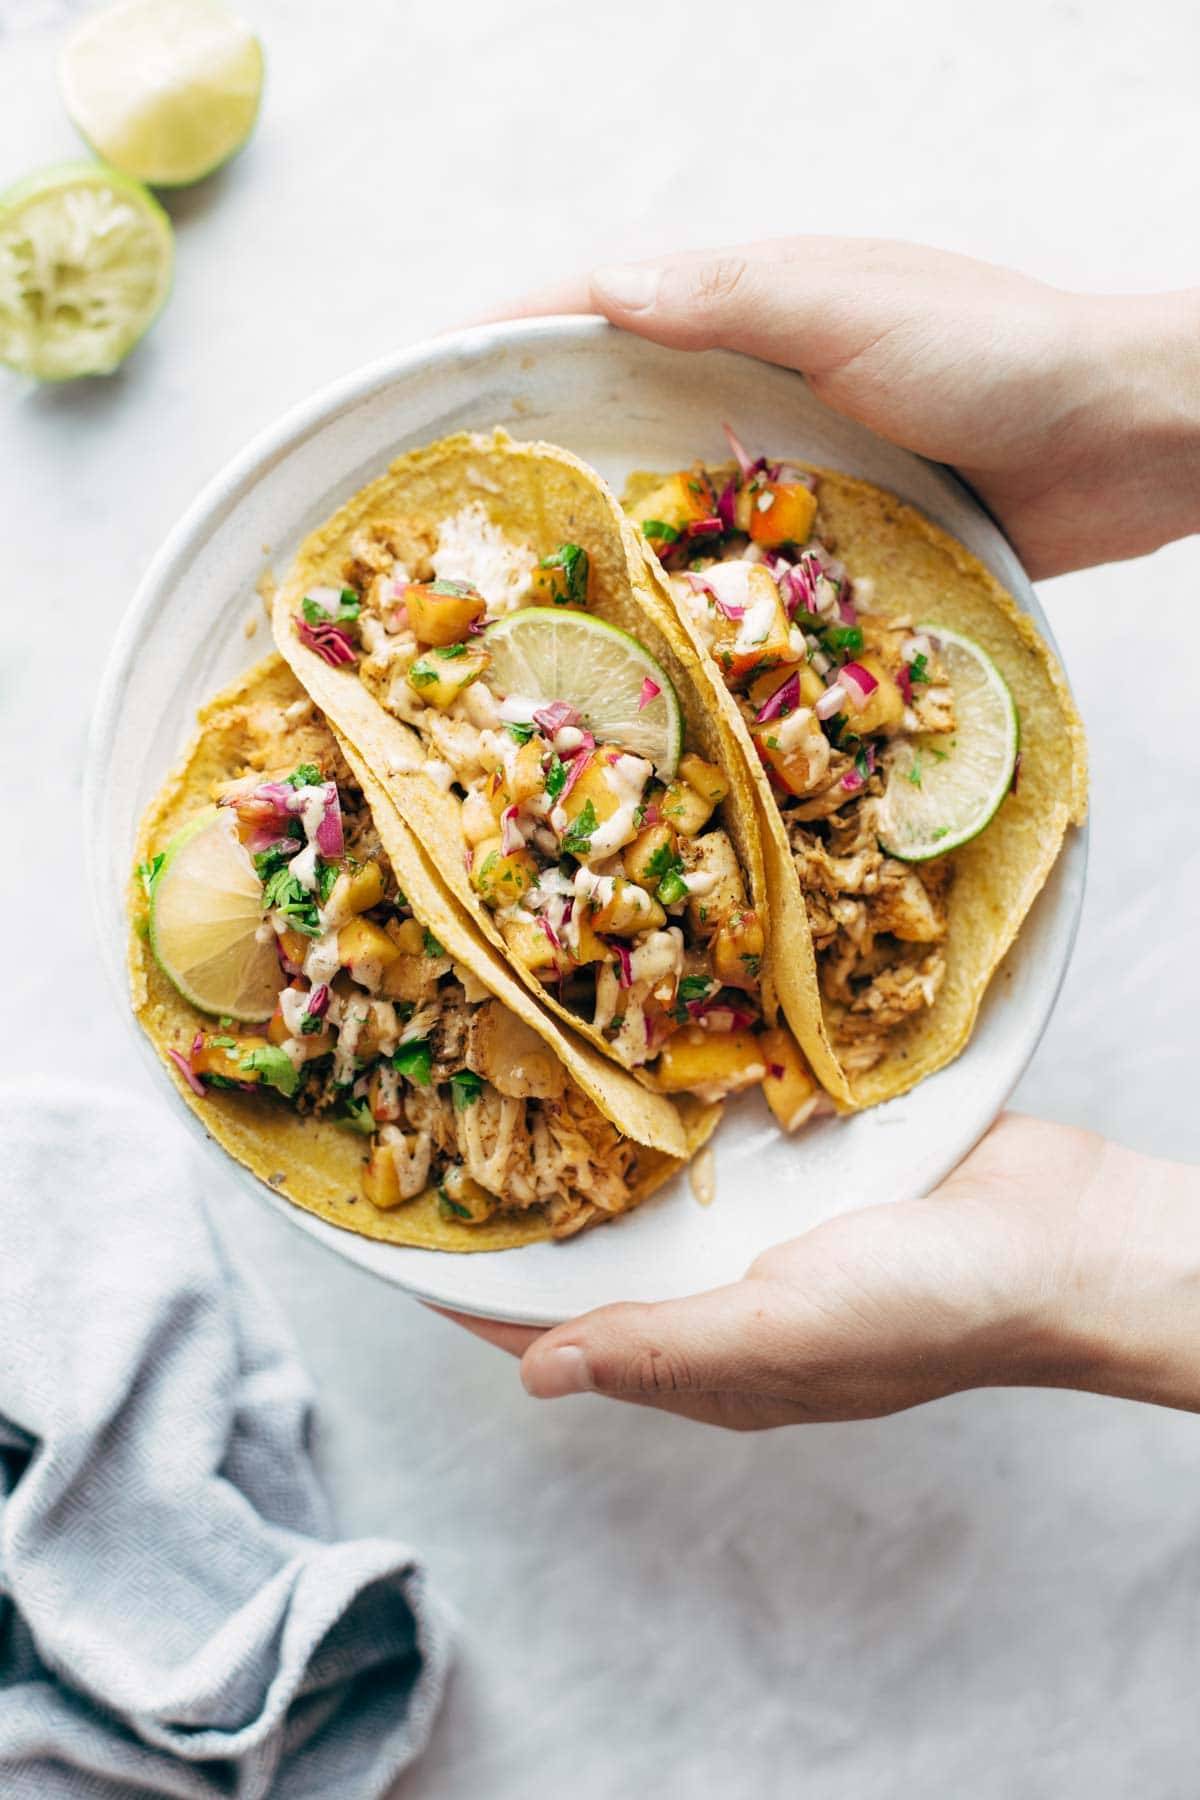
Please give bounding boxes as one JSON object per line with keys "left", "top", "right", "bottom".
{"left": 129, "top": 655, "right": 716, "bottom": 1251}
{"left": 271, "top": 429, "right": 822, "bottom": 1136}
{"left": 623, "top": 430, "right": 1087, "bottom": 1107}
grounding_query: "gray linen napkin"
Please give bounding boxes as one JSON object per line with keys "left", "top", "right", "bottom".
{"left": 0, "top": 1080, "right": 452, "bottom": 1798}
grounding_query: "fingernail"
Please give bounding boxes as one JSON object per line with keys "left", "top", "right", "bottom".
{"left": 522, "top": 1344, "right": 592, "bottom": 1399}
{"left": 591, "top": 264, "right": 659, "bottom": 312}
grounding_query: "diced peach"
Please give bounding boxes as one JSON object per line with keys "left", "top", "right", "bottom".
{"left": 471, "top": 838, "right": 538, "bottom": 908}
{"left": 379, "top": 954, "right": 437, "bottom": 1004}
{"left": 529, "top": 544, "right": 593, "bottom": 607}
{"left": 486, "top": 737, "right": 546, "bottom": 818}
{"left": 406, "top": 643, "right": 491, "bottom": 711}
{"left": 654, "top": 1025, "right": 767, "bottom": 1100}
{"left": 748, "top": 481, "right": 818, "bottom": 549}
{"left": 191, "top": 1033, "right": 267, "bottom": 1082}
{"left": 628, "top": 468, "right": 716, "bottom": 544}
{"left": 557, "top": 752, "right": 644, "bottom": 855}
{"left": 590, "top": 875, "right": 666, "bottom": 936}
{"left": 845, "top": 653, "right": 906, "bottom": 736}
{"left": 709, "top": 565, "right": 797, "bottom": 688}
{"left": 500, "top": 915, "right": 569, "bottom": 977}
{"left": 404, "top": 580, "right": 486, "bottom": 646}
{"left": 568, "top": 908, "right": 606, "bottom": 965}
{"left": 751, "top": 709, "right": 828, "bottom": 798}
{"left": 623, "top": 822, "right": 676, "bottom": 890}
{"left": 661, "top": 755, "right": 729, "bottom": 839}
{"left": 711, "top": 909, "right": 764, "bottom": 993}
{"left": 363, "top": 1143, "right": 403, "bottom": 1210}
{"left": 338, "top": 916, "right": 401, "bottom": 982}
{"left": 760, "top": 1027, "right": 821, "bottom": 1132}
{"left": 439, "top": 1164, "right": 498, "bottom": 1223}
{"left": 277, "top": 925, "right": 311, "bottom": 967}
{"left": 385, "top": 917, "right": 425, "bottom": 957}
{"left": 748, "top": 663, "right": 824, "bottom": 715}
{"left": 326, "top": 859, "right": 386, "bottom": 919}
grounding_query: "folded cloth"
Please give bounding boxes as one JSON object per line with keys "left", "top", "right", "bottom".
{"left": 0, "top": 1081, "right": 453, "bottom": 1799}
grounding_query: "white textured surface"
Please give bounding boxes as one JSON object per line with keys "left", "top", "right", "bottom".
{"left": 2, "top": 1, "right": 1198, "bottom": 1793}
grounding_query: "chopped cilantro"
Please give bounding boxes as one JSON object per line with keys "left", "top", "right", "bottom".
{"left": 643, "top": 842, "right": 677, "bottom": 883}
{"left": 906, "top": 754, "right": 923, "bottom": 787}
{"left": 316, "top": 859, "right": 340, "bottom": 905}
{"left": 821, "top": 624, "right": 863, "bottom": 656}
{"left": 301, "top": 591, "right": 360, "bottom": 627}
{"left": 423, "top": 928, "right": 444, "bottom": 958}
{"left": 218, "top": 1016, "right": 233, "bottom": 1028}
{"left": 299, "top": 1009, "right": 326, "bottom": 1036}
{"left": 562, "top": 798, "right": 598, "bottom": 858}
{"left": 210, "top": 1035, "right": 236, "bottom": 1049}
{"left": 678, "top": 975, "right": 712, "bottom": 1003}
{"left": 544, "top": 752, "right": 567, "bottom": 800}
{"left": 392, "top": 1038, "right": 433, "bottom": 1086}
{"left": 260, "top": 866, "right": 320, "bottom": 935}
{"left": 909, "top": 652, "right": 930, "bottom": 685}
{"left": 539, "top": 542, "right": 590, "bottom": 606}
{"left": 766, "top": 735, "right": 781, "bottom": 751}
{"left": 450, "top": 1069, "right": 484, "bottom": 1110}
{"left": 506, "top": 721, "right": 535, "bottom": 746}
{"left": 136, "top": 852, "right": 165, "bottom": 897}
{"left": 239, "top": 1043, "right": 301, "bottom": 1098}
{"left": 854, "top": 748, "right": 872, "bottom": 782}
{"left": 478, "top": 849, "right": 499, "bottom": 880}
{"left": 641, "top": 519, "right": 680, "bottom": 544}
{"left": 253, "top": 840, "right": 299, "bottom": 882}
{"left": 930, "top": 747, "right": 949, "bottom": 763}
{"left": 336, "top": 1096, "right": 376, "bottom": 1136}
{"left": 438, "top": 1189, "right": 473, "bottom": 1221}
{"left": 408, "top": 662, "right": 439, "bottom": 687}
{"left": 656, "top": 860, "right": 689, "bottom": 907}
{"left": 286, "top": 763, "right": 323, "bottom": 789}
{"left": 435, "top": 642, "right": 468, "bottom": 659}
{"left": 741, "top": 952, "right": 762, "bottom": 978}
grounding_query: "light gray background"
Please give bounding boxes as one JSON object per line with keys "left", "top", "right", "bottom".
{"left": 3, "top": 2, "right": 1196, "bottom": 1794}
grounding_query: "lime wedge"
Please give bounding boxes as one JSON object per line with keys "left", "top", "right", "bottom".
{"left": 484, "top": 607, "right": 684, "bottom": 774}
{"left": 60, "top": 0, "right": 264, "bottom": 188}
{"left": 0, "top": 163, "right": 172, "bottom": 380}
{"left": 149, "top": 809, "right": 284, "bottom": 1020}
{"left": 877, "top": 626, "right": 1019, "bottom": 862}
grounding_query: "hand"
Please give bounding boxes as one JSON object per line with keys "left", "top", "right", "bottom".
{"left": 494, "top": 237, "right": 1200, "bottom": 580}
{"left": 447, "top": 1116, "right": 1200, "bottom": 1430}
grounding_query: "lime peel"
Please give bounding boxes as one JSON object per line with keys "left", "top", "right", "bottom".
{"left": 149, "top": 809, "right": 284, "bottom": 1021}
{"left": 0, "top": 162, "right": 172, "bottom": 380}
{"left": 876, "top": 625, "right": 1019, "bottom": 862}
{"left": 484, "top": 606, "right": 684, "bottom": 775}
{"left": 60, "top": 0, "right": 264, "bottom": 188}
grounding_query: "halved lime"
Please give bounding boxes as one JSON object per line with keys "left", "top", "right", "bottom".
{"left": 149, "top": 809, "right": 284, "bottom": 1020}
{"left": 877, "top": 626, "right": 1019, "bottom": 862}
{"left": 484, "top": 607, "right": 684, "bottom": 774}
{"left": 0, "top": 162, "right": 172, "bottom": 379}
{"left": 60, "top": 0, "right": 264, "bottom": 188}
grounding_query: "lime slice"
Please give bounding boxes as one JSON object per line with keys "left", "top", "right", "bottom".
{"left": 877, "top": 626, "right": 1019, "bottom": 862}
{"left": 149, "top": 809, "right": 284, "bottom": 1021}
{"left": 60, "top": 0, "right": 264, "bottom": 188}
{"left": 484, "top": 607, "right": 684, "bottom": 774}
{"left": 0, "top": 162, "right": 172, "bottom": 380}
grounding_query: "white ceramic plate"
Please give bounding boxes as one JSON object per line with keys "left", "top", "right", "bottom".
{"left": 86, "top": 317, "right": 1087, "bottom": 1326}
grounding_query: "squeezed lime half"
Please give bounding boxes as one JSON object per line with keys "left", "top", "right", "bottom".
{"left": 149, "top": 809, "right": 284, "bottom": 1021}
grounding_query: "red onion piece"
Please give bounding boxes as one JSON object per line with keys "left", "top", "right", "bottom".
{"left": 297, "top": 618, "right": 358, "bottom": 667}
{"left": 723, "top": 422, "right": 764, "bottom": 480}
{"left": 641, "top": 804, "right": 661, "bottom": 827}
{"left": 767, "top": 1061, "right": 785, "bottom": 1080}
{"left": 306, "top": 983, "right": 330, "bottom": 1020}
{"left": 538, "top": 915, "right": 562, "bottom": 953}
{"left": 638, "top": 677, "right": 662, "bottom": 712}
{"left": 896, "top": 665, "right": 913, "bottom": 706}
{"left": 837, "top": 594, "right": 858, "bottom": 627}
{"left": 315, "top": 784, "right": 344, "bottom": 858}
{"left": 558, "top": 749, "right": 591, "bottom": 806}
{"left": 840, "top": 769, "right": 865, "bottom": 793}
{"left": 607, "top": 940, "right": 633, "bottom": 988}
{"left": 815, "top": 682, "right": 847, "bottom": 721}
{"left": 500, "top": 805, "right": 524, "bottom": 855}
{"left": 839, "top": 662, "right": 879, "bottom": 711}
{"left": 169, "top": 1048, "right": 207, "bottom": 1097}
{"left": 716, "top": 477, "right": 738, "bottom": 531}
{"left": 754, "top": 672, "right": 801, "bottom": 723}
{"left": 684, "top": 516, "right": 723, "bottom": 539}
{"left": 532, "top": 699, "right": 581, "bottom": 735}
